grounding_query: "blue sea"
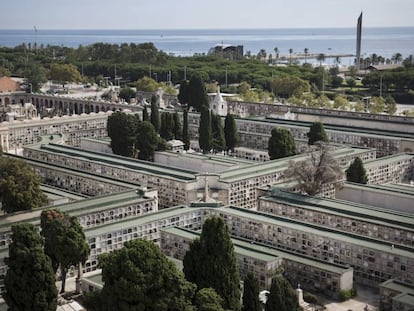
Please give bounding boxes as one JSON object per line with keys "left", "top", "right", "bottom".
{"left": 0, "top": 28, "right": 413, "bottom": 64}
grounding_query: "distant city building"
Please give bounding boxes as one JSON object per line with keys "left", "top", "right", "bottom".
{"left": 208, "top": 44, "right": 244, "bottom": 59}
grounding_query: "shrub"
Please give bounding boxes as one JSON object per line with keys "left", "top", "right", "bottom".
{"left": 303, "top": 292, "right": 322, "bottom": 305}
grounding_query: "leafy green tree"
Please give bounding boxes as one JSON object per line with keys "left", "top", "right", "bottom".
{"left": 268, "top": 128, "right": 296, "bottom": 160}
{"left": 369, "top": 96, "right": 386, "bottom": 114}
{"left": 242, "top": 273, "right": 261, "bottom": 311}
{"left": 4, "top": 223, "right": 57, "bottom": 311}
{"left": 198, "top": 106, "right": 212, "bottom": 154}
{"left": 25, "top": 62, "right": 47, "bottom": 92}
{"left": 270, "top": 76, "right": 310, "bottom": 98}
{"left": 0, "top": 157, "right": 47, "bottom": 214}
{"left": 136, "top": 121, "right": 159, "bottom": 161}
{"left": 285, "top": 143, "right": 344, "bottom": 196}
{"left": 183, "top": 216, "right": 241, "bottom": 311}
{"left": 224, "top": 114, "right": 239, "bottom": 153}
{"left": 307, "top": 122, "right": 328, "bottom": 145}
{"left": 84, "top": 239, "right": 196, "bottom": 311}
{"left": 265, "top": 275, "right": 301, "bottom": 311}
{"left": 194, "top": 288, "right": 225, "bottom": 311}
{"left": 333, "top": 95, "right": 349, "bottom": 110}
{"left": 173, "top": 112, "right": 182, "bottom": 140}
{"left": 182, "top": 109, "right": 190, "bottom": 150}
{"left": 150, "top": 95, "right": 160, "bottom": 132}
{"left": 142, "top": 105, "right": 149, "bottom": 121}
{"left": 211, "top": 113, "right": 226, "bottom": 153}
{"left": 40, "top": 209, "right": 90, "bottom": 293}
{"left": 107, "top": 111, "right": 138, "bottom": 157}
{"left": 119, "top": 87, "right": 136, "bottom": 103}
{"left": 330, "top": 75, "right": 343, "bottom": 88}
{"left": 135, "top": 76, "right": 159, "bottom": 92}
{"left": 49, "top": 63, "right": 81, "bottom": 84}
{"left": 178, "top": 80, "right": 190, "bottom": 106}
{"left": 188, "top": 73, "right": 208, "bottom": 111}
{"left": 346, "top": 157, "right": 368, "bottom": 184}
{"left": 385, "top": 96, "right": 397, "bottom": 115}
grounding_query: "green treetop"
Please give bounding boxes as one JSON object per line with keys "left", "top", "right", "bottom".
{"left": 40, "top": 209, "right": 90, "bottom": 293}
{"left": 178, "top": 79, "right": 190, "bottom": 106}
{"left": 224, "top": 114, "right": 239, "bottom": 153}
{"left": 242, "top": 273, "right": 262, "bottom": 311}
{"left": 49, "top": 63, "right": 81, "bottom": 84}
{"left": 188, "top": 73, "right": 209, "bottom": 111}
{"left": 4, "top": 223, "right": 57, "bottom": 311}
{"left": 265, "top": 275, "right": 301, "bottom": 311}
{"left": 211, "top": 112, "right": 226, "bottom": 153}
{"left": 198, "top": 106, "right": 212, "bottom": 154}
{"left": 346, "top": 157, "right": 368, "bottom": 184}
{"left": 150, "top": 94, "right": 160, "bottom": 132}
{"left": 183, "top": 216, "right": 241, "bottom": 311}
{"left": 84, "top": 239, "right": 196, "bottom": 311}
{"left": 119, "top": 87, "right": 136, "bottom": 103}
{"left": 268, "top": 128, "right": 296, "bottom": 160}
{"left": 194, "top": 288, "right": 225, "bottom": 311}
{"left": 307, "top": 122, "right": 328, "bottom": 145}
{"left": 107, "top": 111, "right": 138, "bottom": 157}
{"left": 136, "top": 121, "right": 159, "bottom": 161}
{"left": 160, "top": 112, "right": 174, "bottom": 141}
{"left": 182, "top": 109, "right": 191, "bottom": 151}
{"left": 173, "top": 112, "right": 182, "bottom": 140}
{"left": 135, "top": 76, "right": 159, "bottom": 92}
{"left": 0, "top": 157, "right": 47, "bottom": 214}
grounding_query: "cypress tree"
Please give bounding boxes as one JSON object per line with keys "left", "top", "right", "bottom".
{"left": 224, "top": 114, "right": 239, "bottom": 153}
{"left": 188, "top": 73, "right": 208, "bottom": 111}
{"left": 142, "top": 105, "right": 149, "bottom": 122}
{"left": 178, "top": 79, "right": 190, "bottom": 106}
{"left": 4, "top": 223, "right": 57, "bottom": 311}
{"left": 242, "top": 273, "right": 262, "bottom": 311}
{"left": 182, "top": 109, "right": 190, "bottom": 150}
{"left": 198, "top": 106, "right": 212, "bottom": 154}
{"left": 268, "top": 128, "right": 296, "bottom": 160}
{"left": 150, "top": 95, "right": 160, "bottom": 132}
{"left": 265, "top": 275, "right": 300, "bottom": 311}
{"left": 211, "top": 112, "right": 226, "bottom": 153}
{"left": 346, "top": 157, "right": 368, "bottom": 184}
{"left": 107, "top": 111, "right": 138, "bottom": 157}
{"left": 173, "top": 112, "right": 182, "bottom": 140}
{"left": 307, "top": 122, "right": 328, "bottom": 145}
{"left": 183, "top": 216, "right": 241, "bottom": 311}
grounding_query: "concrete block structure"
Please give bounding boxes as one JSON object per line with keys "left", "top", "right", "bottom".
{"left": 160, "top": 226, "right": 353, "bottom": 298}
{"left": 379, "top": 279, "right": 414, "bottom": 311}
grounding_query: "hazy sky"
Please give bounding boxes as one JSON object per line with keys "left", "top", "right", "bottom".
{"left": 2, "top": 0, "right": 413, "bottom": 29}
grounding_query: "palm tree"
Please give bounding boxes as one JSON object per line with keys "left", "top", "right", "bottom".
{"left": 335, "top": 56, "right": 341, "bottom": 67}
{"left": 370, "top": 53, "right": 378, "bottom": 65}
{"left": 316, "top": 53, "right": 325, "bottom": 67}
{"left": 392, "top": 53, "right": 402, "bottom": 64}
{"left": 274, "top": 47, "right": 279, "bottom": 65}
{"left": 289, "top": 48, "right": 293, "bottom": 65}
{"left": 304, "top": 48, "right": 309, "bottom": 64}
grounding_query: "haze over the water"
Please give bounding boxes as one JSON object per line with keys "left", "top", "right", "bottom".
{"left": 1, "top": 0, "right": 413, "bottom": 29}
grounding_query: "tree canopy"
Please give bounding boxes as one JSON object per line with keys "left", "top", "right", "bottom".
{"left": 40, "top": 209, "right": 90, "bottom": 293}
{"left": 307, "top": 122, "right": 328, "bottom": 145}
{"left": 265, "top": 275, "right": 301, "bottom": 311}
{"left": 211, "top": 112, "right": 226, "bottom": 153}
{"left": 194, "top": 288, "right": 225, "bottom": 311}
{"left": 182, "top": 109, "right": 191, "bottom": 150}
{"left": 178, "top": 80, "right": 190, "bottom": 106}
{"left": 135, "top": 76, "right": 160, "bottom": 92}
{"left": 49, "top": 63, "right": 82, "bottom": 83}
{"left": 136, "top": 121, "right": 160, "bottom": 161}
{"left": 84, "top": 239, "right": 196, "bottom": 311}
{"left": 107, "top": 111, "right": 138, "bottom": 157}
{"left": 0, "top": 157, "right": 47, "bottom": 214}
{"left": 268, "top": 128, "right": 296, "bottom": 160}
{"left": 242, "top": 273, "right": 262, "bottom": 311}
{"left": 224, "top": 114, "right": 239, "bottom": 153}
{"left": 285, "top": 143, "right": 344, "bottom": 196}
{"left": 119, "top": 87, "right": 136, "bottom": 103}
{"left": 4, "top": 223, "right": 57, "bottom": 311}
{"left": 346, "top": 157, "right": 368, "bottom": 184}
{"left": 188, "top": 73, "right": 209, "bottom": 111}
{"left": 150, "top": 94, "right": 160, "bottom": 132}
{"left": 183, "top": 216, "right": 241, "bottom": 311}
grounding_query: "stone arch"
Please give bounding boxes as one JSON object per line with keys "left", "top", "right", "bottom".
{"left": 95, "top": 105, "right": 100, "bottom": 113}
{"left": 20, "top": 99, "right": 24, "bottom": 105}
{"left": 31, "top": 97, "right": 35, "bottom": 104}
{"left": 59, "top": 101, "right": 63, "bottom": 113}
{"left": 69, "top": 102, "right": 74, "bottom": 115}
{"left": 5, "top": 97, "right": 10, "bottom": 105}
{"left": 79, "top": 103, "right": 84, "bottom": 114}
{"left": 74, "top": 102, "right": 79, "bottom": 114}
{"left": 90, "top": 104, "right": 94, "bottom": 113}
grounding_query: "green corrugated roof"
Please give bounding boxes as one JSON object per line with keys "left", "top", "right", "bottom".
{"left": 380, "top": 279, "right": 414, "bottom": 294}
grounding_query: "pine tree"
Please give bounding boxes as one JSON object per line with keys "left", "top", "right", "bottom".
{"left": 182, "top": 109, "right": 190, "bottom": 150}
{"left": 224, "top": 114, "right": 239, "bottom": 153}
{"left": 4, "top": 223, "right": 57, "bottom": 311}
{"left": 198, "top": 106, "right": 212, "bottom": 154}
{"left": 346, "top": 157, "right": 368, "bottom": 184}
{"left": 183, "top": 216, "right": 241, "bottom": 311}
{"left": 242, "top": 273, "right": 262, "bottom": 311}
{"left": 268, "top": 128, "right": 296, "bottom": 160}
{"left": 211, "top": 112, "right": 226, "bottom": 153}
{"left": 265, "top": 275, "right": 300, "bottom": 311}
{"left": 150, "top": 94, "right": 160, "bottom": 132}
{"left": 307, "top": 122, "right": 328, "bottom": 145}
